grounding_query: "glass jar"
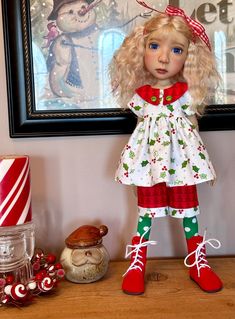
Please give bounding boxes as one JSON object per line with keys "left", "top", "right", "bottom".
{"left": 0, "top": 222, "right": 35, "bottom": 284}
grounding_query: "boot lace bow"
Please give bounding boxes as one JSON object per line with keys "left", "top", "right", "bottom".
{"left": 184, "top": 232, "right": 221, "bottom": 277}
{"left": 123, "top": 231, "right": 157, "bottom": 277}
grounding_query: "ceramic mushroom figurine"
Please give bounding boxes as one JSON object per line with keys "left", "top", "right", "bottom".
{"left": 60, "top": 225, "right": 109, "bottom": 283}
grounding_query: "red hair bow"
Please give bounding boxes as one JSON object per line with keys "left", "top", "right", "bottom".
{"left": 136, "top": 1, "right": 211, "bottom": 50}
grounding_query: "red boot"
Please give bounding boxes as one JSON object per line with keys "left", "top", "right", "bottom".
{"left": 122, "top": 236, "right": 156, "bottom": 295}
{"left": 184, "top": 234, "right": 223, "bottom": 293}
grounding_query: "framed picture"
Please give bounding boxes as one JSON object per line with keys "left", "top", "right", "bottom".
{"left": 2, "top": 0, "right": 235, "bottom": 138}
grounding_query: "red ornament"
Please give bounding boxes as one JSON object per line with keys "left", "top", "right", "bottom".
{"left": 10, "top": 283, "right": 28, "bottom": 301}
{"left": 37, "top": 276, "right": 54, "bottom": 292}
{"left": 0, "top": 249, "right": 65, "bottom": 307}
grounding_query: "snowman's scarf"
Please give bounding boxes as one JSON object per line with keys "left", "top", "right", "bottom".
{"left": 61, "top": 23, "right": 99, "bottom": 51}
{"left": 65, "top": 35, "right": 83, "bottom": 88}
{"left": 67, "top": 23, "right": 99, "bottom": 39}
{"left": 47, "top": 24, "right": 99, "bottom": 87}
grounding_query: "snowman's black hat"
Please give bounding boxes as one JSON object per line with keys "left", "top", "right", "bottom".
{"left": 48, "top": 0, "right": 95, "bottom": 21}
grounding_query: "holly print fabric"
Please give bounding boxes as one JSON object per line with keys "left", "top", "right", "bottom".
{"left": 115, "top": 82, "right": 216, "bottom": 187}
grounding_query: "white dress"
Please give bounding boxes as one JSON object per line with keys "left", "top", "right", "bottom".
{"left": 115, "top": 82, "right": 216, "bottom": 188}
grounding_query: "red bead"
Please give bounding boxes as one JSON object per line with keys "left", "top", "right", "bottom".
{"left": 54, "top": 262, "right": 63, "bottom": 270}
{"left": 32, "top": 261, "right": 41, "bottom": 272}
{"left": 46, "top": 254, "right": 56, "bottom": 264}
{"left": 35, "top": 273, "right": 44, "bottom": 282}
{"left": 38, "top": 269, "right": 47, "bottom": 277}
{"left": 56, "top": 268, "right": 65, "bottom": 279}
{"left": 5, "top": 274, "right": 15, "bottom": 285}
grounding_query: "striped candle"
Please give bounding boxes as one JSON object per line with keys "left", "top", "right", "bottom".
{"left": 0, "top": 156, "right": 32, "bottom": 227}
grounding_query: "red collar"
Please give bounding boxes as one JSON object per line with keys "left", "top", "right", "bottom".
{"left": 135, "top": 82, "right": 188, "bottom": 105}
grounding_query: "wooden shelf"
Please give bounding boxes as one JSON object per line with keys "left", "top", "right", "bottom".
{"left": 1, "top": 257, "right": 235, "bottom": 319}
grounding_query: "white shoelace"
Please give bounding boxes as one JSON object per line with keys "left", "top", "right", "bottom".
{"left": 123, "top": 229, "right": 157, "bottom": 277}
{"left": 184, "top": 231, "right": 221, "bottom": 277}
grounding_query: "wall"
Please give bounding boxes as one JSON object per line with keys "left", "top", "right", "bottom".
{"left": 0, "top": 8, "right": 235, "bottom": 261}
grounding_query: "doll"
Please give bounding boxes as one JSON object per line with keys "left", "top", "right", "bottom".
{"left": 109, "top": 1, "right": 222, "bottom": 295}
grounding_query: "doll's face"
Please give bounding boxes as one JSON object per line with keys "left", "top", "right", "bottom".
{"left": 56, "top": 0, "right": 96, "bottom": 33}
{"left": 144, "top": 28, "right": 189, "bottom": 87}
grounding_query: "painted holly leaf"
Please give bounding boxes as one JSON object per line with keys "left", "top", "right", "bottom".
{"left": 174, "top": 180, "right": 183, "bottom": 185}
{"left": 162, "top": 141, "right": 171, "bottom": 146}
{"left": 199, "top": 152, "right": 206, "bottom": 160}
{"left": 160, "top": 172, "right": 166, "bottom": 178}
{"left": 182, "top": 160, "right": 189, "bottom": 168}
{"left": 129, "top": 151, "right": 135, "bottom": 159}
{"left": 137, "top": 139, "right": 143, "bottom": 145}
{"left": 168, "top": 169, "right": 176, "bottom": 175}
{"left": 171, "top": 210, "right": 177, "bottom": 216}
{"left": 165, "top": 130, "right": 170, "bottom": 136}
{"left": 192, "top": 166, "right": 200, "bottom": 173}
{"left": 157, "top": 157, "right": 164, "bottom": 161}
{"left": 200, "top": 173, "right": 207, "bottom": 179}
{"left": 157, "top": 113, "right": 167, "bottom": 120}
{"left": 134, "top": 105, "right": 141, "bottom": 111}
{"left": 167, "top": 104, "right": 174, "bottom": 112}
{"left": 181, "top": 104, "right": 189, "bottom": 110}
{"left": 123, "top": 163, "right": 129, "bottom": 171}
{"left": 178, "top": 139, "right": 187, "bottom": 148}
{"left": 141, "top": 160, "right": 149, "bottom": 167}
{"left": 149, "top": 139, "right": 155, "bottom": 146}
{"left": 178, "top": 139, "right": 185, "bottom": 145}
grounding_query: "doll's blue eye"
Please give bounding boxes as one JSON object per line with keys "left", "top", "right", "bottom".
{"left": 149, "top": 43, "right": 159, "bottom": 50}
{"left": 172, "top": 47, "right": 183, "bottom": 54}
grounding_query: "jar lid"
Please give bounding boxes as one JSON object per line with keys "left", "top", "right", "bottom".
{"left": 65, "top": 225, "right": 108, "bottom": 248}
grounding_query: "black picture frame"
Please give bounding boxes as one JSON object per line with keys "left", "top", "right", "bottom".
{"left": 2, "top": 0, "right": 235, "bottom": 138}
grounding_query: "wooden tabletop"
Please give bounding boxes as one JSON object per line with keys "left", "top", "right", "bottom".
{"left": 1, "top": 258, "right": 235, "bottom": 319}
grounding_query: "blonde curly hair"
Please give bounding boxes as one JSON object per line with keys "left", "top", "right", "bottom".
{"left": 109, "top": 13, "right": 220, "bottom": 115}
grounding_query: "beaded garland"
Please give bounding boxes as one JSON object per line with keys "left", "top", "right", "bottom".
{"left": 0, "top": 249, "right": 65, "bottom": 307}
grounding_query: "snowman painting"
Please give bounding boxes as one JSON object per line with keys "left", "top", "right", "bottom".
{"left": 46, "top": 0, "right": 106, "bottom": 109}
{"left": 32, "top": 0, "right": 152, "bottom": 110}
